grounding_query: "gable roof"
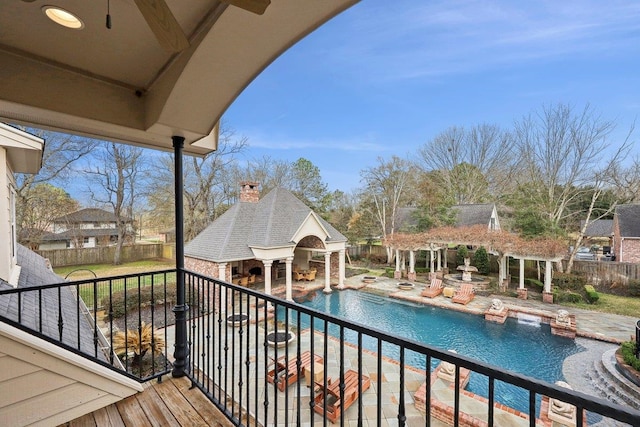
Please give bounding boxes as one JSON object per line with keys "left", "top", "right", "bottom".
{"left": 54, "top": 208, "right": 131, "bottom": 223}
{"left": 185, "top": 187, "right": 347, "bottom": 262}
{"left": 451, "top": 204, "right": 496, "bottom": 227}
{"left": 581, "top": 219, "right": 614, "bottom": 237}
{"left": 0, "top": 246, "right": 97, "bottom": 353}
{"left": 615, "top": 204, "right": 640, "bottom": 238}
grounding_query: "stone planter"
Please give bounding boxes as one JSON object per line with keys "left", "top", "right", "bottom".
{"left": 362, "top": 276, "right": 377, "bottom": 284}
{"left": 226, "top": 313, "right": 249, "bottom": 327}
{"left": 397, "top": 282, "right": 415, "bottom": 290}
{"left": 266, "top": 330, "right": 295, "bottom": 348}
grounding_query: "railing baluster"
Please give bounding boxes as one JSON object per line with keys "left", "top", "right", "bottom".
{"left": 454, "top": 364, "right": 460, "bottom": 426}
{"left": 244, "top": 288, "right": 251, "bottom": 426}
{"left": 377, "top": 338, "right": 382, "bottom": 427}
{"left": 93, "top": 279, "right": 98, "bottom": 358}
{"left": 262, "top": 298, "right": 269, "bottom": 427}
{"left": 75, "top": 283, "right": 80, "bottom": 351}
{"left": 529, "top": 390, "right": 536, "bottom": 427}
{"left": 358, "top": 331, "right": 363, "bottom": 427}
{"left": 398, "top": 346, "right": 406, "bottom": 427}
{"left": 488, "top": 376, "right": 495, "bottom": 427}
{"left": 57, "top": 287, "right": 63, "bottom": 341}
{"left": 425, "top": 354, "right": 431, "bottom": 427}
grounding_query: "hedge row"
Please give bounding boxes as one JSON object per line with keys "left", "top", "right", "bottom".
{"left": 584, "top": 285, "right": 600, "bottom": 303}
{"left": 621, "top": 342, "right": 640, "bottom": 371}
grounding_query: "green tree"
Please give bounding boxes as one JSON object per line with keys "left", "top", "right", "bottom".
{"left": 456, "top": 245, "right": 469, "bottom": 266}
{"left": 17, "top": 183, "right": 79, "bottom": 248}
{"left": 473, "top": 246, "right": 490, "bottom": 275}
{"left": 288, "top": 158, "right": 331, "bottom": 214}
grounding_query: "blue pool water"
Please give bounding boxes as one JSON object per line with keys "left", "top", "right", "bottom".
{"left": 281, "top": 290, "right": 585, "bottom": 415}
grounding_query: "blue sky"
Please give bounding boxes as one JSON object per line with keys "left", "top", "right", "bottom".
{"left": 224, "top": 0, "right": 640, "bottom": 193}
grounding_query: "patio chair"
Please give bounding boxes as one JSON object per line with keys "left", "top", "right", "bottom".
{"left": 267, "top": 350, "right": 323, "bottom": 392}
{"left": 313, "top": 369, "right": 371, "bottom": 423}
{"left": 421, "top": 278, "right": 443, "bottom": 298}
{"left": 247, "top": 274, "right": 256, "bottom": 285}
{"left": 452, "top": 283, "right": 475, "bottom": 305}
{"left": 293, "top": 271, "right": 305, "bottom": 281}
{"left": 305, "top": 270, "right": 317, "bottom": 281}
{"left": 239, "top": 276, "right": 248, "bottom": 286}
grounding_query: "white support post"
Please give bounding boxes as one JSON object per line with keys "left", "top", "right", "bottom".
{"left": 263, "top": 260, "right": 273, "bottom": 310}
{"left": 544, "top": 260, "right": 552, "bottom": 293}
{"left": 519, "top": 258, "right": 525, "bottom": 289}
{"left": 285, "top": 257, "right": 293, "bottom": 301}
{"left": 324, "top": 251, "right": 332, "bottom": 293}
{"left": 409, "top": 250, "right": 415, "bottom": 274}
{"left": 437, "top": 249, "right": 442, "bottom": 271}
{"left": 338, "top": 249, "right": 345, "bottom": 289}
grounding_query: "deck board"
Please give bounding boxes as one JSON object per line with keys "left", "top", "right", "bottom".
{"left": 61, "top": 376, "right": 231, "bottom": 427}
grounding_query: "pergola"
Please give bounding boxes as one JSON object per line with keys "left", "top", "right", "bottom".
{"left": 385, "top": 225, "right": 567, "bottom": 298}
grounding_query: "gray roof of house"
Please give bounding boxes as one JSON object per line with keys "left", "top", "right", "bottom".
{"left": 185, "top": 187, "right": 347, "bottom": 262}
{"left": 615, "top": 204, "right": 640, "bottom": 238}
{"left": 0, "top": 245, "right": 98, "bottom": 355}
{"left": 451, "top": 204, "right": 495, "bottom": 227}
{"left": 54, "top": 208, "right": 131, "bottom": 223}
{"left": 581, "top": 219, "right": 614, "bottom": 237}
{"left": 40, "top": 228, "right": 118, "bottom": 241}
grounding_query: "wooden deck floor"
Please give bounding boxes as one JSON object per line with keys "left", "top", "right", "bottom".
{"left": 65, "top": 376, "right": 232, "bottom": 427}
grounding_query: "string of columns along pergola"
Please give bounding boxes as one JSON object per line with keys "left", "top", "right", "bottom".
{"left": 384, "top": 225, "right": 567, "bottom": 296}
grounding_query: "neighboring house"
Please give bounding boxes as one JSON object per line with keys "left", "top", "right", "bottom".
{"left": 185, "top": 182, "right": 348, "bottom": 299}
{"left": 451, "top": 203, "right": 501, "bottom": 231}
{"left": 0, "top": 124, "right": 141, "bottom": 425}
{"left": 39, "top": 208, "right": 134, "bottom": 249}
{"left": 612, "top": 204, "right": 640, "bottom": 263}
{"left": 580, "top": 219, "right": 614, "bottom": 247}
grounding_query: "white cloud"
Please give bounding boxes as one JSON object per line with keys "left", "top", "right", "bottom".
{"left": 315, "top": 0, "right": 640, "bottom": 82}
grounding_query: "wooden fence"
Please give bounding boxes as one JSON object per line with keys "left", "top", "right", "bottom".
{"left": 36, "top": 243, "right": 169, "bottom": 267}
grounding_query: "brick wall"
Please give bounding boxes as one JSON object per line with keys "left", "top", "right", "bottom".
{"left": 621, "top": 239, "right": 640, "bottom": 263}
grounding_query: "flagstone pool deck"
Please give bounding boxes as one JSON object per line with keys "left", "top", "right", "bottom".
{"left": 162, "top": 274, "right": 640, "bottom": 426}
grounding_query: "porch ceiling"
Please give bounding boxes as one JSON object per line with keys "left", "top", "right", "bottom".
{"left": 0, "top": 0, "right": 358, "bottom": 155}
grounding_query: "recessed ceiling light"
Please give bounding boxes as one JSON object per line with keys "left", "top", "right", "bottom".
{"left": 42, "top": 6, "right": 84, "bottom": 29}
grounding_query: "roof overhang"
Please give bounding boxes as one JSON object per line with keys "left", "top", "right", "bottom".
{"left": 0, "top": 1, "right": 358, "bottom": 156}
{"left": 0, "top": 123, "right": 44, "bottom": 173}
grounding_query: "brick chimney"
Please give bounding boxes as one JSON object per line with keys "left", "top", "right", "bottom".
{"left": 239, "top": 181, "right": 260, "bottom": 203}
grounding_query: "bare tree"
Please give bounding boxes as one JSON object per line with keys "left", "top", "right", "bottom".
{"left": 513, "top": 103, "right": 618, "bottom": 228}
{"left": 15, "top": 129, "right": 96, "bottom": 244}
{"left": 147, "top": 124, "right": 247, "bottom": 241}
{"left": 85, "top": 142, "right": 145, "bottom": 265}
{"left": 360, "top": 156, "right": 415, "bottom": 262}
{"left": 417, "top": 124, "right": 515, "bottom": 203}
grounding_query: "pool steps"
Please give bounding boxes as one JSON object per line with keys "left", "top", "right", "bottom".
{"left": 587, "top": 349, "right": 640, "bottom": 410}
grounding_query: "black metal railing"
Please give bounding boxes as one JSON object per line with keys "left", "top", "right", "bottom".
{"left": 183, "top": 270, "right": 640, "bottom": 427}
{"left": 0, "top": 270, "right": 175, "bottom": 382}
{"left": 1, "top": 268, "right": 640, "bottom": 426}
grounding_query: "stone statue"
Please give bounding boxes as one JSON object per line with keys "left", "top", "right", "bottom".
{"left": 490, "top": 298, "right": 504, "bottom": 312}
{"left": 437, "top": 349, "right": 457, "bottom": 382}
{"left": 556, "top": 309, "right": 571, "bottom": 326}
{"left": 549, "top": 381, "right": 575, "bottom": 416}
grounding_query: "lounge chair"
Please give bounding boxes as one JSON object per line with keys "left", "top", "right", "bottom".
{"left": 452, "top": 283, "right": 475, "bottom": 305}
{"left": 305, "top": 269, "right": 317, "bottom": 281}
{"left": 266, "top": 350, "right": 323, "bottom": 392}
{"left": 313, "top": 369, "right": 371, "bottom": 423}
{"left": 421, "top": 278, "right": 443, "bottom": 298}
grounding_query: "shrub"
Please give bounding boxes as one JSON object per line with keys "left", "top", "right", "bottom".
{"left": 554, "top": 290, "right": 583, "bottom": 304}
{"left": 456, "top": 245, "right": 469, "bottom": 266}
{"left": 629, "top": 279, "right": 640, "bottom": 297}
{"left": 553, "top": 272, "right": 588, "bottom": 291}
{"left": 473, "top": 246, "right": 490, "bottom": 275}
{"left": 384, "top": 267, "right": 395, "bottom": 278}
{"left": 415, "top": 267, "right": 430, "bottom": 274}
{"left": 525, "top": 278, "right": 544, "bottom": 291}
{"left": 620, "top": 342, "right": 640, "bottom": 371}
{"left": 103, "top": 284, "right": 177, "bottom": 319}
{"left": 584, "top": 285, "right": 600, "bottom": 304}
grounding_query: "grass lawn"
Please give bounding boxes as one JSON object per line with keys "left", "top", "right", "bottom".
{"left": 54, "top": 260, "right": 176, "bottom": 308}
{"left": 54, "top": 259, "right": 175, "bottom": 280}
{"left": 562, "top": 293, "right": 640, "bottom": 318}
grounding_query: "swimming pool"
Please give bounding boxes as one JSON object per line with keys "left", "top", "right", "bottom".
{"left": 285, "top": 289, "right": 585, "bottom": 414}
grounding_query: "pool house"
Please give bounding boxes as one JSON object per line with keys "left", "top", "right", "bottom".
{"left": 0, "top": 1, "right": 639, "bottom": 426}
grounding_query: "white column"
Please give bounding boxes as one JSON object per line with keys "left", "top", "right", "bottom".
{"left": 338, "top": 249, "right": 345, "bottom": 288}
{"left": 324, "top": 252, "right": 332, "bottom": 293}
{"left": 437, "top": 249, "right": 442, "bottom": 271}
{"left": 430, "top": 250, "right": 435, "bottom": 272}
{"left": 217, "top": 262, "right": 227, "bottom": 282}
{"left": 544, "top": 260, "right": 552, "bottom": 293}
{"left": 409, "top": 250, "right": 415, "bottom": 274}
{"left": 263, "top": 260, "right": 273, "bottom": 296}
{"left": 395, "top": 249, "right": 400, "bottom": 274}
{"left": 519, "top": 258, "right": 525, "bottom": 289}
{"left": 285, "top": 257, "right": 293, "bottom": 301}
{"left": 217, "top": 262, "right": 229, "bottom": 311}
